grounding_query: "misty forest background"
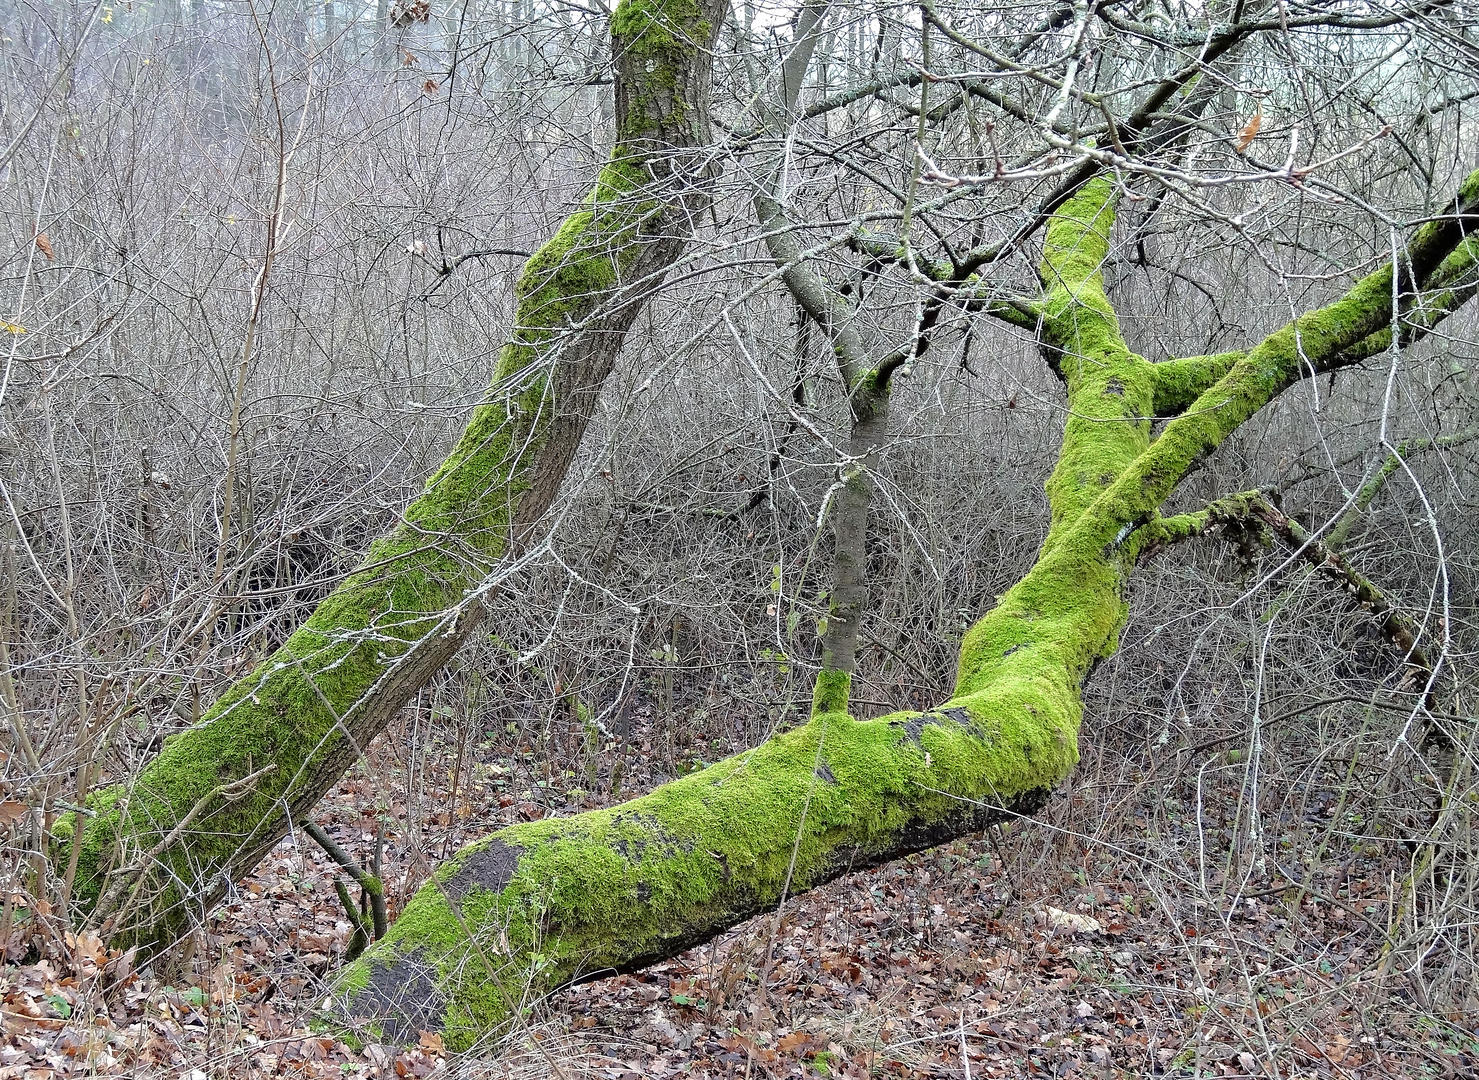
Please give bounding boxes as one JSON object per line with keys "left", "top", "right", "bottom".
{"left": 2, "top": 0, "right": 1478, "bottom": 1074}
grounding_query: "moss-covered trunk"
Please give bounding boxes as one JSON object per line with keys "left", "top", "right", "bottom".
{"left": 337, "top": 168, "right": 1479, "bottom": 1048}
{"left": 71, "top": 0, "right": 728, "bottom": 952}
{"left": 333, "top": 181, "right": 1138, "bottom": 1046}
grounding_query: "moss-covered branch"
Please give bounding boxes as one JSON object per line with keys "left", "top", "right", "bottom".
{"left": 333, "top": 166, "right": 1479, "bottom": 1052}
{"left": 70, "top": 0, "right": 728, "bottom": 952}
{"left": 1147, "top": 489, "right": 1443, "bottom": 731}
{"left": 336, "top": 707, "right": 1055, "bottom": 1047}
{"left": 1153, "top": 232, "right": 1479, "bottom": 418}
{"left": 334, "top": 175, "right": 1148, "bottom": 1048}
{"left": 1326, "top": 425, "right": 1479, "bottom": 549}
{"left": 1150, "top": 350, "right": 1244, "bottom": 416}
{"left": 1050, "top": 169, "right": 1479, "bottom": 570}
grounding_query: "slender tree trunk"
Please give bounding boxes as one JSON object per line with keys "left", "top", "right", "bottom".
{"left": 335, "top": 169, "right": 1479, "bottom": 1049}
{"left": 70, "top": 0, "right": 729, "bottom": 953}
{"left": 813, "top": 391, "right": 889, "bottom": 711}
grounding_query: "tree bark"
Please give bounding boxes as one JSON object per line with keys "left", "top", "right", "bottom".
{"left": 334, "top": 166, "right": 1479, "bottom": 1049}
{"left": 68, "top": 0, "right": 728, "bottom": 953}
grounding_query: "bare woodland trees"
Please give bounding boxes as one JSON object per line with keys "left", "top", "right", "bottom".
{"left": 63, "top": 0, "right": 728, "bottom": 947}
{"left": 3, "top": 0, "right": 1478, "bottom": 1053}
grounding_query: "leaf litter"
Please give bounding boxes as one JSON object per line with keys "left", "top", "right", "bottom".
{"left": 3, "top": 712, "right": 1475, "bottom": 1079}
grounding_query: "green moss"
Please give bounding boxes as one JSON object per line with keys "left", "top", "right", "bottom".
{"left": 811, "top": 669, "right": 851, "bottom": 718}
{"left": 1036, "top": 178, "right": 1155, "bottom": 547}
{"left": 72, "top": 0, "right": 722, "bottom": 950}
{"left": 610, "top": 0, "right": 712, "bottom": 138}
{"left": 339, "top": 692, "right": 1066, "bottom": 1047}
{"left": 1150, "top": 351, "right": 1243, "bottom": 416}
{"left": 611, "top": 0, "right": 706, "bottom": 53}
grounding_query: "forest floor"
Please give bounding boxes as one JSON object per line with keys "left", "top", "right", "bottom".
{"left": 4, "top": 711, "right": 1476, "bottom": 1080}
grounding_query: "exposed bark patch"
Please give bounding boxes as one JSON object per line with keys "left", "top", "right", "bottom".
{"left": 352, "top": 949, "right": 443, "bottom": 1045}
{"left": 891, "top": 706, "right": 977, "bottom": 745}
{"left": 893, "top": 712, "right": 929, "bottom": 743}
{"left": 609, "top": 812, "right": 691, "bottom": 862}
{"left": 443, "top": 840, "right": 522, "bottom": 900}
{"left": 1105, "top": 377, "right": 1125, "bottom": 396}
{"left": 938, "top": 706, "right": 973, "bottom": 727}
{"left": 815, "top": 760, "right": 838, "bottom": 784}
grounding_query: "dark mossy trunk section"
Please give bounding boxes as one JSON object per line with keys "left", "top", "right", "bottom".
{"left": 336, "top": 167, "right": 1479, "bottom": 1049}
{"left": 70, "top": 0, "right": 729, "bottom": 952}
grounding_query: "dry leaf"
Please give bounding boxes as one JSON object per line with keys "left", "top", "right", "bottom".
{"left": 422, "top": 79, "right": 439, "bottom": 96}
{"left": 34, "top": 232, "right": 54, "bottom": 260}
{"left": 777, "top": 1030, "right": 821, "bottom": 1054}
{"left": 0, "top": 800, "right": 30, "bottom": 825}
{"left": 391, "top": 0, "right": 431, "bottom": 28}
{"left": 1045, "top": 906, "right": 1103, "bottom": 935}
{"left": 402, "top": 49, "right": 418, "bottom": 67}
{"left": 1234, "top": 106, "right": 1263, "bottom": 154}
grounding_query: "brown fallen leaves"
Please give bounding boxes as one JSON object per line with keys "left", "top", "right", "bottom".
{"left": 5, "top": 723, "right": 1475, "bottom": 1078}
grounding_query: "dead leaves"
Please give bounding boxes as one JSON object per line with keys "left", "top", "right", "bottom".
{"left": 1234, "top": 104, "right": 1263, "bottom": 154}
{"left": 34, "top": 232, "right": 54, "bottom": 260}
{"left": 390, "top": 0, "right": 431, "bottom": 27}
{"left": 0, "top": 799, "right": 30, "bottom": 826}
{"left": 12, "top": 725, "right": 1469, "bottom": 1078}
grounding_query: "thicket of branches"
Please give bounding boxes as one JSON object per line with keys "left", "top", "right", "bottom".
{"left": 3, "top": 0, "right": 1478, "bottom": 1034}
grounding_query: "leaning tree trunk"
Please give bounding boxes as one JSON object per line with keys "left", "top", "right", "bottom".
{"left": 335, "top": 169, "right": 1479, "bottom": 1048}
{"left": 68, "top": 0, "right": 728, "bottom": 952}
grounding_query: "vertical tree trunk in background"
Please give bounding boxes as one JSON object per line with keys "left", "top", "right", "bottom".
{"left": 70, "top": 0, "right": 728, "bottom": 954}
{"left": 745, "top": 0, "right": 899, "bottom": 718}
{"left": 335, "top": 169, "right": 1479, "bottom": 1050}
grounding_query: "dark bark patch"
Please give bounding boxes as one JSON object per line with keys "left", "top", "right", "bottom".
{"left": 815, "top": 760, "right": 837, "bottom": 784}
{"left": 938, "top": 706, "right": 973, "bottom": 727}
{"left": 443, "top": 840, "right": 522, "bottom": 900}
{"left": 609, "top": 811, "right": 691, "bottom": 863}
{"left": 891, "top": 706, "right": 977, "bottom": 745}
{"left": 825, "top": 786, "right": 1052, "bottom": 879}
{"left": 352, "top": 949, "right": 444, "bottom": 1044}
{"left": 893, "top": 712, "right": 929, "bottom": 743}
{"left": 1105, "top": 377, "right": 1125, "bottom": 396}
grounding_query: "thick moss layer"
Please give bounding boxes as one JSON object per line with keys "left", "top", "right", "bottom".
{"left": 811, "top": 669, "right": 852, "bottom": 718}
{"left": 1150, "top": 351, "right": 1242, "bottom": 416}
{"left": 340, "top": 704, "right": 1059, "bottom": 1047}
{"left": 72, "top": 0, "right": 726, "bottom": 949}
{"left": 339, "top": 168, "right": 1479, "bottom": 1048}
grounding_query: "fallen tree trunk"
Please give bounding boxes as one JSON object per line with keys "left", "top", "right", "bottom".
{"left": 68, "top": 0, "right": 728, "bottom": 952}
{"left": 336, "top": 168, "right": 1479, "bottom": 1048}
